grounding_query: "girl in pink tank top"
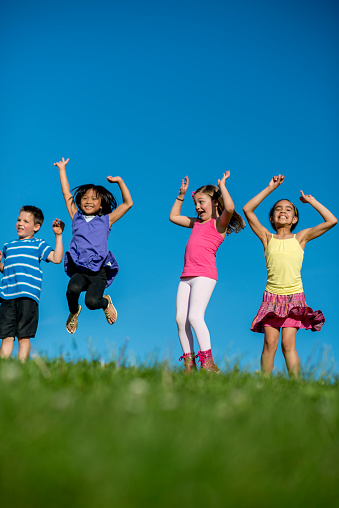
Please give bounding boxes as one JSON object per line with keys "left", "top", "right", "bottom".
{"left": 243, "top": 174, "right": 337, "bottom": 378}
{"left": 169, "top": 172, "right": 245, "bottom": 373}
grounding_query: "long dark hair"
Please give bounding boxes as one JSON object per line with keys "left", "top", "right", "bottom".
{"left": 72, "top": 184, "right": 117, "bottom": 215}
{"left": 194, "top": 184, "right": 245, "bottom": 235}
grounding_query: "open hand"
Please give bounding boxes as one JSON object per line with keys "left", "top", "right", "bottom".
{"left": 218, "top": 171, "right": 230, "bottom": 187}
{"left": 268, "top": 174, "right": 284, "bottom": 189}
{"left": 179, "top": 176, "right": 189, "bottom": 196}
{"left": 54, "top": 157, "right": 69, "bottom": 170}
{"left": 299, "top": 190, "right": 315, "bottom": 204}
{"left": 52, "top": 219, "right": 65, "bottom": 235}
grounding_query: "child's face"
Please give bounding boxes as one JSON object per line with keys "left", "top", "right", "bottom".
{"left": 194, "top": 192, "right": 215, "bottom": 221}
{"left": 16, "top": 212, "right": 41, "bottom": 239}
{"left": 80, "top": 189, "right": 102, "bottom": 215}
{"left": 271, "top": 200, "right": 297, "bottom": 229}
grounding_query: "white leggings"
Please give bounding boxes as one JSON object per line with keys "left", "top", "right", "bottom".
{"left": 176, "top": 276, "right": 217, "bottom": 354}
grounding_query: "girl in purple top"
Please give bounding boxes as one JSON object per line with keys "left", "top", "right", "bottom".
{"left": 170, "top": 172, "right": 244, "bottom": 372}
{"left": 55, "top": 157, "right": 133, "bottom": 334}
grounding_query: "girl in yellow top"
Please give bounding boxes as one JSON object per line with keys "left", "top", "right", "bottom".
{"left": 243, "top": 175, "right": 337, "bottom": 378}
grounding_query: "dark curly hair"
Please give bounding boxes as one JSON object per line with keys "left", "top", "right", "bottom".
{"left": 269, "top": 199, "right": 299, "bottom": 232}
{"left": 194, "top": 184, "right": 245, "bottom": 235}
{"left": 72, "top": 184, "right": 118, "bottom": 215}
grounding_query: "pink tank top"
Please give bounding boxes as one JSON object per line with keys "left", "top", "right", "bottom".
{"left": 181, "top": 219, "right": 224, "bottom": 280}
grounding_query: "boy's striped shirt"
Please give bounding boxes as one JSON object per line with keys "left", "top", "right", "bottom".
{"left": 0, "top": 238, "right": 52, "bottom": 303}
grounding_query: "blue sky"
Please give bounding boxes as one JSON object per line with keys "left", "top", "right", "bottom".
{"left": 1, "top": 0, "right": 338, "bottom": 373}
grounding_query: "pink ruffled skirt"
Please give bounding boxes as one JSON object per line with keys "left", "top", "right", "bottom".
{"left": 251, "top": 291, "right": 325, "bottom": 333}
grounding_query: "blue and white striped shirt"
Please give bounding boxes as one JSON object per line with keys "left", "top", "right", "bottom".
{"left": 0, "top": 238, "right": 53, "bottom": 304}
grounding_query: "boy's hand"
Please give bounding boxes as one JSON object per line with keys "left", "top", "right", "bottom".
{"left": 0, "top": 251, "right": 2, "bottom": 263}
{"left": 107, "top": 176, "right": 122, "bottom": 184}
{"left": 54, "top": 157, "right": 69, "bottom": 170}
{"left": 268, "top": 174, "right": 284, "bottom": 189}
{"left": 52, "top": 219, "right": 65, "bottom": 235}
{"left": 299, "top": 190, "right": 315, "bottom": 204}
{"left": 218, "top": 171, "right": 230, "bottom": 187}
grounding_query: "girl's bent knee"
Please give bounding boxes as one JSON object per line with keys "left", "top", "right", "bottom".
{"left": 85, "top": 295, "right": 102, "bottom": 310}
{"left": 67, "top": 284, "right": 82, "bottom": 297}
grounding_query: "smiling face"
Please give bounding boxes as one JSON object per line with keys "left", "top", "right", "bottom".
{"left": 16, "top": 212, "right": 41, "bottom": 239}
{"left": 80, "top": 188, "right": 102, "bottom": 215}
{"left": 194, "top": 192, "right": 216, "bottom": 221}
{"left": 271, "top": 200, "right": 298, "bottom": 231}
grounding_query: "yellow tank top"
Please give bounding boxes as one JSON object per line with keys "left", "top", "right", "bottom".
{"left": 265, "top": 234, "right": 304, "bottom": 295}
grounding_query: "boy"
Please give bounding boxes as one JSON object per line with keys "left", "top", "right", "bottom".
{"left": 0, "top": 205, "right": 64, "bottom": 361}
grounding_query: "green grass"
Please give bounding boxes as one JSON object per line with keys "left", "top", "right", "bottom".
{"left": 0, "top": 357, "right": 338, "bottom": 508}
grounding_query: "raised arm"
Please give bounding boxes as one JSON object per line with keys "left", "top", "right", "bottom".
{"left": 242, "top": 175, "right": 284, "bottom": 247}
{"left": 216, "top": 172, "right": 235, "bottom": 233}
{"left": 54, "top": 158, "right": 77, "bottom": 219}
{"left": 0, "top": 251, "right": 3, "bottom": 273}
{"left": 296, "top": 191, "right": 337, "bottom": 247}
{"left": 106, "top": 176, "right": 133, "bottom": 226}
{"left": 169, "top": 176, "right": 196, "bottom": 228}
{"left": 47, "top": 219, "right": 65, "bottom": 264}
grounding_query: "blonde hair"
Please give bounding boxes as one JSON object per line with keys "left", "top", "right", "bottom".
{"left": 194, "top": 185, "right": 245, "bottom": 235}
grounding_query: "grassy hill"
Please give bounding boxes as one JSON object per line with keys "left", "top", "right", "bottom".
{"left": 0, "top": 357, "right": 338, "bottom": 507}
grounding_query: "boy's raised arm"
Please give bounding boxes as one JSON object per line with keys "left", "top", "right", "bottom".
{"left": 47, "top": 219, "right": 64, "bottom": 264}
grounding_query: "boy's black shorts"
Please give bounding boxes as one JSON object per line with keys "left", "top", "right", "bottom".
{"left": 0, "top": 297, "right": 39, "bottom": 338}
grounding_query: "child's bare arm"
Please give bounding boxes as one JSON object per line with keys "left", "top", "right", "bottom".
{"left": 54, "top": 158, "right": 77, "bottom": 219}
{"left": 106, "top": 176, "right": 133, "bottom": 226}
{"left": 217, "top": 172, "right": 235, "bottom": 232}
{"left": 47, "top": 219, "right": 64, "bottom": 264}
{"left": 296, "top": 192, "right": 337, "bottom": 247}
{"left": 0, "top": 251, "right": 3, "bottom": 273}
{"left": 169, "top": 176, "right": 196, "bottom": 228}
{"left": 243, "top": 175, "right": 284, "bottom": 247}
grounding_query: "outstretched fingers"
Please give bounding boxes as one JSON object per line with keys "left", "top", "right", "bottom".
{"left": 218, "top": 171, "right": 230, "bottom": 186}
{"left": 54, "top": 157, "right": 70, "bottom": 169}
{"left": 180, "top": 176, "right": 189, "bottom": 194}
{"left": 299, "top": 190, "right": 313, "bottom": 203}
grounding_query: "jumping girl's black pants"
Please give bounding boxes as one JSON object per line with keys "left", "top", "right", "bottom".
{"left": 66, "top": 267, "right": 108, "bottom": 315}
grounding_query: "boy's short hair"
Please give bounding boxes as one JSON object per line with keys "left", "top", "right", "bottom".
{"left": 20, "top": 205, "right": 44, "bottom": 226}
